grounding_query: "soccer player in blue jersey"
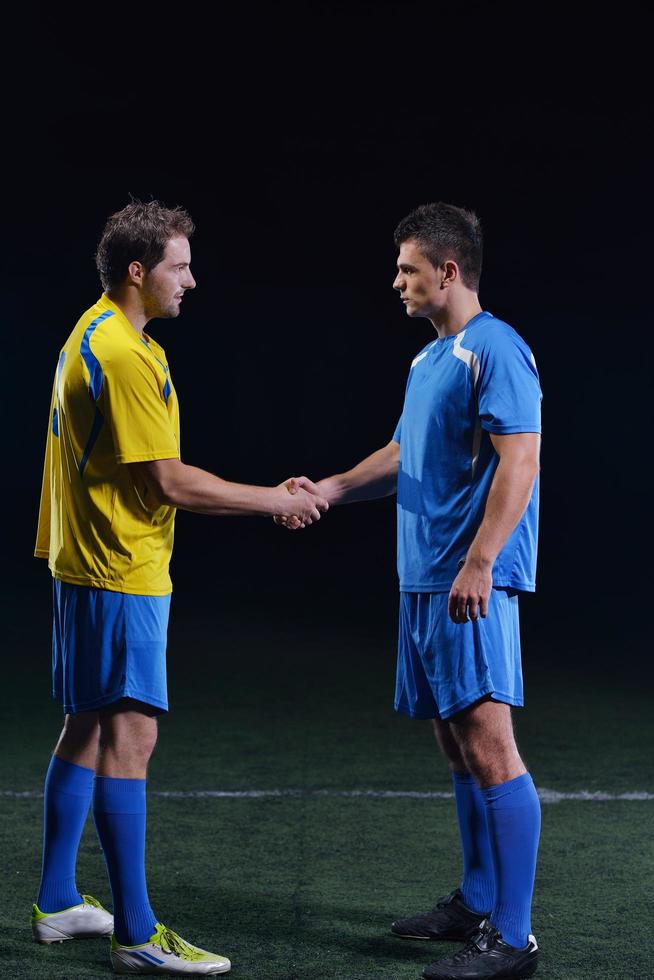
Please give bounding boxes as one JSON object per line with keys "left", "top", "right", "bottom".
{"left": 278, "top": 203, "right": 543, "bottom": 979}
{"left": 34, "top": 200, "right": 327, "bottom": 975}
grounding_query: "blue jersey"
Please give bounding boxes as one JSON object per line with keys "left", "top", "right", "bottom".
{"left": 393, "top": 311, "right": 542, "bottom": 592}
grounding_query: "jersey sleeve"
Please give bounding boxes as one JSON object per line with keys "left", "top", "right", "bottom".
{"left": 102, "top": 350, "right": 179, "bottom": 463}
{"left": 393, "top": 415, "right": 402, "bottom": 443}
{"left": 476, "top": 332, "right": 542, "bottom": 434}
{"left": 34, "top": 376, "right": 57, "bottom": 558}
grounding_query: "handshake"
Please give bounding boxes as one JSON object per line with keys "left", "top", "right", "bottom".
{"left": 274, "top": 476, "right": 330, "bottom": 531}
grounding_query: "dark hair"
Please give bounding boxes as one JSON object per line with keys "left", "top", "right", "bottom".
{"left": 394, "top": 202, "right": 483, "bottom": 291}
{"left": 95, "top": 199, "right": 195, "bottom": 290}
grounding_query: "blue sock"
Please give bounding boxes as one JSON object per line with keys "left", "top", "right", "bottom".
{"left": 37, "top": 755, "right": 93, "bottom": 913}
{"left": 481, "top": 772, "right": 541, "bottom": 948}
{"left": 451, "top": 771, "right": 494, "bottom": 914}
{"left": 93, "top": 776, "right": 157, "bottom": 945}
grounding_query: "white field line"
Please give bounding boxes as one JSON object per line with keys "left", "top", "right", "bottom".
{"left": 0, "top": 788, "right": 653, "bottom": 804}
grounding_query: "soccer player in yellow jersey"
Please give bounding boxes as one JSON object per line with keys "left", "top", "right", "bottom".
{"left": 33, "top": 200, "right": 327, "bottom": 975}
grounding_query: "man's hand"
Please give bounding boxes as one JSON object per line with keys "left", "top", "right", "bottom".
{"left": 448, "top": 557, "right": 493, "bottom": 624}
{"left": 273, "top": 477, "right": 329, "bottom": 530}
{"left": 271, "top": 477, "right": 329, "bottom": 529}
{"left": 273, "top": 444, "right": 400, "bottom": 531}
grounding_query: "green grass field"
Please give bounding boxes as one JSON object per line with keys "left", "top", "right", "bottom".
{"left": 1, "top": 592, "right": 652, "bottom": 979}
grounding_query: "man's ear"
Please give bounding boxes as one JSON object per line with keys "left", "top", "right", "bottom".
{"left": 441, "top": 259, "right": 459, "bottom": 288}
{"left": 127, "top": 260, "right": 146, "bottom": 287}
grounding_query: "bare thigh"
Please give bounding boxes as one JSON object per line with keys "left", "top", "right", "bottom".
{"left": 431, "top": 698, "right": 526, "bottom": 788}
{"left": 54, "top": 711, "right": 100, "bottom": 769}
{"left": 96, "top": 698, "right": 159, "bottom": 779}
{"left": 448, "top": 698, "right": 526, "bottom": 788}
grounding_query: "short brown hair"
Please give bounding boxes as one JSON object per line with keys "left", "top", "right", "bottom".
{"left": 394, "top": 202, "right": 483, "bottom": 291}
{"left": 95, "top": 199, "right": 195, "bottom": 290}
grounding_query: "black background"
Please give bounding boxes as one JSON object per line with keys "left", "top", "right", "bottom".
{"left": 4, "top": 2, "right": 651, "bottom": 665}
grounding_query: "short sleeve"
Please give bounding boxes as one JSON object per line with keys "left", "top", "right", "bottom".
{"left": 35, "top": 374, "right": 57, "bottom": 558}
{"left": 477, "top": 334, "right": 542, "bottom": 434}
{"left": 393, "top": 415, "right": 402, "bottom": 443}
{"left": 102, "top": 351, "right": 179, "bottom": 463}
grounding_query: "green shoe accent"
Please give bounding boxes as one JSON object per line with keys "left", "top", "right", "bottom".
{"left": 154, "top": 924, "right": 209, "bottom": 962}
{"left": 112, "top": 923, "right": 220, "bottom": 963}
{"left": 81, "top": 895, "right": 109, "bottom": 912}
{"left": 31, "top": 895, "right": 109, "bottom": 923}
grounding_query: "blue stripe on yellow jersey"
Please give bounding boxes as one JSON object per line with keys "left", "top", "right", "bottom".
{"left": 35, "top": 294, "right": 180, "bottom": 596}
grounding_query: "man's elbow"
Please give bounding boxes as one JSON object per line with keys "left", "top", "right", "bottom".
{"left": 523, "top": 458, "right": 540, "bottom": 491}
{"left": 525, "top": 454, "right": 540, "bottom": 476}
{"left": 152, "top": 482, "right": 178, "bottom": 507}
{"left": 130, "top": 460, "right": 183, "bottom": 508}
{"left": 153, "top": 472, "right": 186, "bottom": 507}
{"left": 389, "top": 439, "right": 401, "bottom": 468}
{"left": 516, "top": 455, "right": 540, "bottom": 481}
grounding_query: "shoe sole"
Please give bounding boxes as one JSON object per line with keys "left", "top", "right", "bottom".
{"left": 33, "top": 929, "right": 113, "bottom": 944}
{"left": 112, "top": 963, "right": 231, "bottom": 976}
{"left": 422, "top": 957, "right": 538, "bottom": 979}
{"left": 422, "top": 972, "right": 537, "bottom": 980}
{"left": 391, "top": 926, "right": 482, "bottom": 942}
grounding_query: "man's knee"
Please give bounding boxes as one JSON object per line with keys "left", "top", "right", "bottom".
{"left": 449, "top": 699, "right": 524, "bottom": 784}
{"left": 54, "top": 711, "right": 100, "bottom": 764}
{"left": 63, "top": 711, "right": 100, "bottom": 741}
{"left": 98, "top": 700, "right": 159, "bottom": 764}
{"left": 431, "top": 717, "right": 468, "bottom": 771}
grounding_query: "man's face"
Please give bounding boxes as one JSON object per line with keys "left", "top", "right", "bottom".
{"left": 392, "top": 240, "right": 444, "bottom": 319}
{"left": 142, "top": 235, "right": 196, "bottom": 319}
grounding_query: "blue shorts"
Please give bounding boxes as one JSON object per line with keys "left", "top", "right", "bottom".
{"left": 52, "top": 579, "right": 171, "bottom": 715}
{"left": 394, "top": 589, "right": 523, "bottom": 720}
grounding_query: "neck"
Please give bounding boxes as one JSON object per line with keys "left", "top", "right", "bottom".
{"left": 429, "top": 291, "right": 483, "bottom": 338}
{"left": 106, "top": 286, "right": 148, "bottom": 337}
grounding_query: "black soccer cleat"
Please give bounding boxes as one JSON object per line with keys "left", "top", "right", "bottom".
{"left": 421, "top": 919, "right": 539, "bottom": 979}
{"left": 391, "top": 889, "right": 489, "bottom": 942}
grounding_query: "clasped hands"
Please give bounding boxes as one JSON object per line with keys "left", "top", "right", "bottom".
{"left": 275, "top": 476, "right": 328, "bottom": 530}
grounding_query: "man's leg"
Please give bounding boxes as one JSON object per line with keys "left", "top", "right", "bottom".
{"left": 391, "top": 592, "right": 492, "bottom": 942}
{"left": 36, "top": 712, "right": 99, "bottom": 913}
{"left": 92, "top": 699, "right": 159, "bottom": 946}
{"left": 448, "top": 699, "right": 541, "bottom": 949}
{"left": 432, "top": 719, "right": 494, "bottom": 917}
{"left": 390, "top": 717, "right": 492, "bottom": 942}
{"left": 92, "top": 698, "right": 232, "bottom": 975}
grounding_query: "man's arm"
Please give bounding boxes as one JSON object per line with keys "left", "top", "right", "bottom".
{"left": 315, "top": 439, "right": 400, "bottom": 504}
{"left": 275, "top": 440, "right": 400, "bottom": 529}
{"left": 448, "top": 432, "right": 541, "bottom": 624}
{"left": 129, "top": 458, "right": 327, "bottom": 525}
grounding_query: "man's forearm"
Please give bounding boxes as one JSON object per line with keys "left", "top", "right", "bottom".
{"left": 159, "top": 462, "right": 280, "bottom": 516}
{"left": 466, "top": 456, "right": 539, "bottom": 568}
{"left": 319, "top": 441, "right": 400, "bottom": 505}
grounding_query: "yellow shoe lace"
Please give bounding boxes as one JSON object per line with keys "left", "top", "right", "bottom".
{"left": 81, "top": 895, "right": 106, "bottom": 910}
{"left": 157, "top": 926, "right": 206, "bottom": 962}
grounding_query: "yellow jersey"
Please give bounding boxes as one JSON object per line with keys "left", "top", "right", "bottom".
{"left": 35, "top": 294, "right": 180, "bottom": 595}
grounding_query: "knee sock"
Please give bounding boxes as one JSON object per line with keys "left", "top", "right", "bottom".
{"left": 451, "top": 771, "right": 494, "bottom": 914}
{"left": 37, "top": 755, "right": 94, "bottom": 913}
{"left": 480, "top": 771, "right": 541, "bottom": 948}
{"left": 93, "top": 776, "right": 157, "bottom": 945}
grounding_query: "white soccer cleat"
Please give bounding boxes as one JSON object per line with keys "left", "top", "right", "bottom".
{"left": 32, "top": 894, "right": 114, "bottom": 943}
{"left": 110, "top": 922, "right": 231, "bottom": 975}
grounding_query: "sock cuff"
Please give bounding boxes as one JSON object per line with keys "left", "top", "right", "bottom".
{"left": 93, "top": 776, "right": 147, "bottom": 814}
{"left": 480, "top": 772, "right": 536, "bottom": 807}
{"left": 47, "top": 755, "right": 95, "bottom": 796}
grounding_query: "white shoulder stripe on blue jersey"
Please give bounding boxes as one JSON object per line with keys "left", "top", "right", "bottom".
{"left": 451, "top": 329, "right": 480, "bottom": 386}
{"left": 411, "top": 340, "right": 438, "bottom": 368}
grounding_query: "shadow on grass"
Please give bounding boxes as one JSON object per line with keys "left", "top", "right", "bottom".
{"left": 150, "top": 879, "right": 462, "bottom": 968}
